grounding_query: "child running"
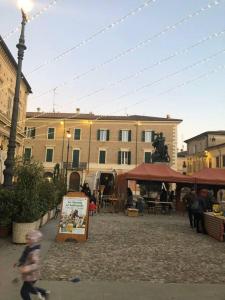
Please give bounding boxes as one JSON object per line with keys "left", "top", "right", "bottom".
{"left": 14, "top": 230, "right": 50, "bottom": 300}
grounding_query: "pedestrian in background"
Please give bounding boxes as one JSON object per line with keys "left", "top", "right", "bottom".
{"left": 194, "top": 189, "right": 208, "bottom": 234}
{"left": 14, "top": 230, "right": 50, "bottom": 300}
{"left": 183, "top": 189, "right": 196, "bottom": 228}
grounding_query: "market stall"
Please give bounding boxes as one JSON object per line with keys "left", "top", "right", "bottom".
{"left": 192, "top": 168, "right": 225, "bottom": 241}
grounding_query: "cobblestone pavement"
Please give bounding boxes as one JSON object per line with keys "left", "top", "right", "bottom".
{"left": 42, "top": 214, "right": 225, "bottom": 283}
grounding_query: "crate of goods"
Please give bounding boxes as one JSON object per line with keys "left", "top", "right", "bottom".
{"left": 127, "top": 208, "right": 139, "bottom": 217}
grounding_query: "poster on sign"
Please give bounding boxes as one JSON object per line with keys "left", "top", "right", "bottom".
{"left": 56, "top": 192, "right": 89, "bottom": 242}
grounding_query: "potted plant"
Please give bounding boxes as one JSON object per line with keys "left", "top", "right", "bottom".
{"left": 12, "top": 159, "right": 43, "bottom": 243}
{"left": 0, "top": 189, "right": 15, "bottom": 237}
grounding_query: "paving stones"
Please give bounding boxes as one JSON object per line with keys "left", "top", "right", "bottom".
{"left": 42, "top": 214, "right": 225, "bottom": 283}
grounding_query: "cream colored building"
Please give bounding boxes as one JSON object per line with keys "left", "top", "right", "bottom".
{"left": 177, "top": 150, "right": 187, "bottom": 174}
{"left": 185, "top": 131, "right": 225, "bottom": 174}
{"left": 24, "top": 111, "right": 181, "bottom": 190}
{"left": 0, "top": 35, "right": 32, "bottom": 183}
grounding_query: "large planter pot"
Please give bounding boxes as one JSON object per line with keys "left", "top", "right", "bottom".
{"left": 41, "top": 213, "right": 49, "bottom": 226}
{"left": 50, "top": 209, "right": 55, "bottom": 220}
{"left": 13, "top": 221, "right": 37, "bottom": 244}
{"left": 36, "top": 219, "right": 41, "bottom": 229}
{"left": 0, "top": 225, "right": 11, "bottom": 238}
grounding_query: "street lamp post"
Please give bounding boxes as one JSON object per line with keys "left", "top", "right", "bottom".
{"left": 3, "top": 2, "right": 33, "bottom": 188}
{"left": 65, "top": 130, "right": 71, "bottom": 189}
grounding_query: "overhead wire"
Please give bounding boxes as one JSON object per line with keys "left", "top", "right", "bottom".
{"left": 28, "top": 0, "right": 158, "bottom": 74}
{"left": 30, "top": 0, "right": 223, "bottom": 101}
{"left": 3, "top": 0, "right": 61, "bottom": 40}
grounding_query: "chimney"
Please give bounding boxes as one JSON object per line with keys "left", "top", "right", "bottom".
{"left": 37, "top": 107, "right": 41, "bottom": 112}
{"left": 76, "top": 108, "right": 80, "bottom": 114}
{"left": 166, "top": 114, "right": 170, "bottom": 119}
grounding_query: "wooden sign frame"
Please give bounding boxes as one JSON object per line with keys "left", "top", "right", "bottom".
{"left": 56, "top": 192, "right": 89, "bottom": 242}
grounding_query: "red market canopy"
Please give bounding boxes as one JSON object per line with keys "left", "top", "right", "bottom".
{"left": 192, "top": 168, "right": 225, "bottom": 185}
{"left": 123, "top": 163, "right": 193, "bottom": 183}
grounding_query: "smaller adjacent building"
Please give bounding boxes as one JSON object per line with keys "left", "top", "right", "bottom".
{"left": 185, "top": 131, "right": 225, "bottom": 174}
{"left": 177, "top": 150, "right": 187, "bottom": 174}
{"left": 0, "top": 35, "right": 32, "bottom": 183}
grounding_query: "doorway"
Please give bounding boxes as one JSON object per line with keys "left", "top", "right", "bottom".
{"left": 69, "top": 172, "right": 80, "bottom": 191}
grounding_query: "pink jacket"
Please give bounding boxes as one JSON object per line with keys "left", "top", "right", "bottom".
{"left": 20, "top": 248, "right": 40, "bottom": 282}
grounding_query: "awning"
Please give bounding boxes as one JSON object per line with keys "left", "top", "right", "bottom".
{"left": 192, "top": 168, "right": 225, "bottom": 185}
{"left": 124, "top": 163, "right": 193, "bottom": 183}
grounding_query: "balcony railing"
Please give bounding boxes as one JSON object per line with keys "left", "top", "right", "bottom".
{"left": 63, "top": 162, "right": 87, "bottom": 171}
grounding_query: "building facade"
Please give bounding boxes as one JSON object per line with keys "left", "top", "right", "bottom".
{"left": 0, "top": 36, "right": 32, "bottom": 183}
{"left": 177, "top": 150, "right": 187, "bottom": 174}
{"left": 185, "top": 131, "right": 225, "bottom": 174}
{"left": 24, "top": 112, "right": 181, "bottom": 190}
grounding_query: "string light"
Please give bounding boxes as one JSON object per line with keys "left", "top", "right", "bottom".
{"left": 3, "top": 0, "right": 60, "bottom": 40}
{"left": 28, "top": 0, "right": 158, "bottom": 74}
{"left": 30, "top": 0, "right": 223, "bottom": 101}
{"left": 23, "top": 60, "right": 225, "bottom": 139}
{"left": 74, "top": 28, "right": 225, "bottom": 104}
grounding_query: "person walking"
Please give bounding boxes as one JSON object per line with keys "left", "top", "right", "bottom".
{"left": 14, "top": 230, "right": 50, "bottom": 300}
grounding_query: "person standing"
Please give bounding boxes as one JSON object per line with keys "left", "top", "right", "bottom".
{"left": 194, "top": 189, "right": 208, "bottom": 234}
{"left": 15, "top": 230, "right": 50, "bottom": 300}
{"left": 183, "top": 189, "right": 196, "bottom": 228}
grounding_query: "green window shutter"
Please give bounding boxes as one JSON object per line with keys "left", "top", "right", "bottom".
{"left": 118, "top": 151, "right": 121, "bottom": 164}
{"left": 72, "top": 150, "right": 80, "bottom": 167}
{"left": 142, "top": 131, "right": 145, "bottom": 142}
{"left": 145, "top": 152, "right": 152, "bottom": 163}
{"left": 48, "top": 128, "right": 54, "bottom": 139}
{"left": 74, "top": 129, "right": 81, "bottom": 140}
{"left": 46, "top": 149, "right": 53, "bottom": 162}
{"left": 151, "top": 131, "right": 155, "bottom": 142}
{"left": 24, "top": 127, "right": 27, "bottom": 136}
{"left": 97, "top": 129, "right": 100, "bottom": 140}
{"left": 99, "top": 150, "right": 106, "bottom": 164}
{"left": 128, "top": 151, "right": 131, "bottom": 165}
{"left": 24, "top": 148, "right": 31, "bottom": 160}
{"left": 119, "top": 130, "right": 122, "bottom": 141}
{"left": 31, "top": 127, "right": 36, "bottom": 138}
{"left": 107, "top": 130, "right": 110, "bottom": 141}
{"left": 128, "top": 130, "right": 132, "bottom": 142}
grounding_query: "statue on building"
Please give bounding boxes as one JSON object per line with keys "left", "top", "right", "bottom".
{"left": 152, "top": 132, "right": 170, "bottom": 163}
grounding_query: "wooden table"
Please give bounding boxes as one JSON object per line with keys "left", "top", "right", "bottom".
{"left": 204, "top": 212, "right": 225, "bottom": 242}
{"left": 146, "top": 201, "right": 173, "bottom": 214}
{"left": 108, "top": 197, "right": 119, "bottom": 213}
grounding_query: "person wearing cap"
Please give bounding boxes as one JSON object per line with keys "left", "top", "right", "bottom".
{"left": 14, "top": 230, "right": 50, "bottom": 300}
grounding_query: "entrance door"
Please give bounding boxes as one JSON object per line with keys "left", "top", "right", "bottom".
{"left": 72, "top": 149, "right": 80, "bottom": 168}
{"left": 69, "top": 172, "right": 80, "bottom": 191}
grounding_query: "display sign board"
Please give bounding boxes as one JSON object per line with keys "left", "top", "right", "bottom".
{"left": 56, "top": 192, "right": 89, "bottom": 242}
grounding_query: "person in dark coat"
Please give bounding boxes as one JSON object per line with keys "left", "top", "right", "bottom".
{"left": 183, "top": 189, "right": 196, "bottom": 228}
{"left": 126, "top": 187, "right": 133, "bottom": 209}
{"left": 194, "top": 189, "right": 208, "bottom": 234}
{"left": 160, "top": 188, "right": 168, "bottom": 213}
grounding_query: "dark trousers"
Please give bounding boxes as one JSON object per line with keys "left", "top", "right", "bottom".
{"left": 195, "top": 212, "right": 206, "bottom": 233}
{"left": 188, "top": 208, "right": 194, "bottom": 227}
{"left": 20, "top": 281, "right": 46, "bottom": 300}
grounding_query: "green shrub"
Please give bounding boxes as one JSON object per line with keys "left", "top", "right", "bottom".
{"left": 0, "top": 188, "right": 15, "bottom": 226}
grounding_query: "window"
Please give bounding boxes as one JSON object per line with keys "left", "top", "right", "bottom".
{"left": 72, "top": 149, "right": 80, "bottom": 167}
{"left": 144, "top": 152, "right": 152, "bottom": 163}
{"left": 223, "top": 155, "right": 225, "bottom": 167}
{"left": 74, "top": 128, "right": 81, "bottom": 140}
{"left": 24, "top": 148, "right": 31, "bottom": 160}
{"left": 119, "top": 130, "right": 131, "bottom": 142}
{"left": 25, "top": 127, "right": 36, "bottom": 138}
{"left": 47, "top": 128, "right": 55, "bottom": 140}
{"left": 97, "top": 129, "right": 109, "bottom": 141}
{"left": 99, "top": 150, "right": 106, "bottom": 164}
{"left": 46, "top": 148, "right": 54, "bottom": 162}
{"left": 118, "top": 151, "right": 131, "bottom": 165}
{"left": 142, "top": 131, "right": 153, "bottom": 143}
{"left": 216, "top": 156, "right": 220, "bottom": 168}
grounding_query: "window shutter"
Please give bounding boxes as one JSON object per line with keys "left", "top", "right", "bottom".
{"left": 32, "top": 128, "right": 36, "bottom": 138}
{"left": 151, "top": 131, "right": 155, "bottom": 142}
{"left": 107, "top": 130, "right": 110, "bottom": 141}
{"left": 75, "top": 129, "right": 81, "bottom": 140}
{"left": 142, "top": 131, "right": 145, "bottom": 142}
{"left": 119, "top": 130, "right": 122, "bottom": 141}
{"left": 24, "top": 127, "right": 27, "bottom": 136}
{"left": 118, "top": 151, "right": 121, "bottom": 164}
{"left": 97, "top": 129, "right": 100, "bottom": 140}
{"left": 128, "top": 130, "right": 132, "bottom": 142}
{"left": 128, "top": 151, "right": 131, "bottom": 165}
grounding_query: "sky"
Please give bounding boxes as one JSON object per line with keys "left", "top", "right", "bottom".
{"left": 1, "top": 0, "right": 225, "bottom": 149}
